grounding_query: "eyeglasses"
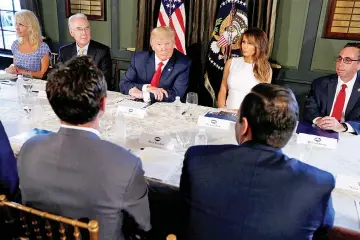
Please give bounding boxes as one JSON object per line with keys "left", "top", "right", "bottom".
{"left": 335, "top": 56, "right": 359, "bottom": 64}
{"left": 73, "top": 27, "right": 91, "bottom": 33}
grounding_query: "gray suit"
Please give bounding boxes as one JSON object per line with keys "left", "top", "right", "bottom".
{"left": 17, "top": 127, "right": 151, "bottom": 240}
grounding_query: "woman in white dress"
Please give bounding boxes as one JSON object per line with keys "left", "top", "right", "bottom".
{"left": 217, "top": 28, "right": 272, "bottom": 110}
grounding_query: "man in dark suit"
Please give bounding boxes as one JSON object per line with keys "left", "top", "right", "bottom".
{"left": 57, "top": 13, "right": 113, "bottom": 90}
{"left": 180, "top": 84, "right": 335, "bottom": 240}
{"left": 120, "top": 26, "right": 191, "bottom": 102}
{"left": 17, "top": 56, "right": 151, "bottom": 240}
{"left": 0, "top": 121, "right": 19, "bottom": 202}
{"left": 304, "top": 42, "right": 360, "bottom": 134}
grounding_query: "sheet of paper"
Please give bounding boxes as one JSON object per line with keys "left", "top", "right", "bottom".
{"left": 336, "top": 174, "right": 360, "bottom": 193}
{"left": 137, "top": 147, "right": 183, "bottom": 182}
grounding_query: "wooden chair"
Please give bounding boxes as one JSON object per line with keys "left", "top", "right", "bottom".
{"left": 0, "top": 194, "right": 99, "bottom": 240}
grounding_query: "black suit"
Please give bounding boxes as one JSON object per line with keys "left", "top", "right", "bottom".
{"left": 180, "top": 142, "right": 334, "bottom": 240}
{"left": 303, "top": 73, "right": 360, "bottom": 134}
{"left": 58, "top": 40, "right": 113, "bottom": 90}
{"left": 120, "top": 49, "right": 191, "bottom": 102}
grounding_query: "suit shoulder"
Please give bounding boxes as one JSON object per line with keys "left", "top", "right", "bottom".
{"left": 290, "top": 158, "right": 335, "bottom": 189}
{"left": 312, "top": 74, "right": 337, "bottom": 86}
{"left": 59, "top": 42, "right": 75, "bottom": 52}
{"left": 90, "top": 40, "right": 110, "bottom": 50}
{"left": 132, "top": 50, "right": 151, "bottom": 59}
{"left": 185, "top": 144, "right": 237, "bottom": 160}
{"left": 96, "top": 140, "right": 140, "bottom": 167}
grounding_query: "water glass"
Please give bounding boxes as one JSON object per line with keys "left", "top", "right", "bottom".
{"left": 22, "top": 73, "right": 34, "bottom": 92}
{"left": 186, "top": 92, "right": 198, "bottom": 113}
{"left": 19, "top": 91, "right": 36, "bottom": 119}
{"left": 175, "top": 130, "right": 192, "bottom": 150}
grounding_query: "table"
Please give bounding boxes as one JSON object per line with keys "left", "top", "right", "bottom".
{"left": 1, "top": 79, "right": 360, "bottom": 232}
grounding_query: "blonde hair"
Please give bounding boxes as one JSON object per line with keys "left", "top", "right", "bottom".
{"left": 150, "top": 26, "right": 175, "bottom": 42}
{"left": 15, "top": 10, "right": 42, "bottom": 50}
{"left": 240, "top": 28, "right": 271, "bottom": 83}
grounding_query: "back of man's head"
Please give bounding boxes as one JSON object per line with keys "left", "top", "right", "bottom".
{"left": 239, "top": 84, "right": 299, "bottom": 148}
{"left": 46, "top": 56, "right": 107, "bottom": 125}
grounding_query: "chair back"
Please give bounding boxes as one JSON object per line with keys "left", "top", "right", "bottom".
{"left": 166, "top": 234, "right": 176, "bottom": 240}
{"left": 0, "top": 194, "right": 99, "bottom": 240}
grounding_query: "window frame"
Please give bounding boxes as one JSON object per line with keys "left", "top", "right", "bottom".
{"left": 0, "top": 0, "right": 19, "bottom": 54}
{"left": 323, "top": 0, "right": 360, "bottom": 40}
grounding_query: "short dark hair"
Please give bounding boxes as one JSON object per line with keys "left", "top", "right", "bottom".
{"left": 239, "top": 84, "right": 299, "bottom": 148}
{"left": 46, "top": 56, "right": 107, "bottom": 125}
{"left": 344, "top": 42, "right": 360, "bottom": 61}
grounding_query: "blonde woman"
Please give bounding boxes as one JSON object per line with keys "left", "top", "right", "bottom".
{"left": 217, "top": 28, "right": 272, "bottom": 110}
{"left": 5, "top": 10, "right": 50, "bottom": 79}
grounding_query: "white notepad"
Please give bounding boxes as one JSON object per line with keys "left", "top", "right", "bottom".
{"left": 137, "top": 147, "right": 183, "bottom": 185}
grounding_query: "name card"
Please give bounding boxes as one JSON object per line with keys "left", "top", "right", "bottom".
{"left": 117, "top": 105, "right": 147, "bottom": 118}
{"left": 297, "top": 133, "right": 337, "bottom": 149}
{"left": 117, "top": 99, "right": 149, "bottom": 118}
{"left": 139, "top": 133, "right": 174, "bottom": 150}
{"left": 197, "top": 116, "right": 233, "bottom": 130}
{"left": 335, "top": 175, "right": 360, "bottom": 193}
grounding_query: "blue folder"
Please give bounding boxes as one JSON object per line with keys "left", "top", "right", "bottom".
{"left": 296, "top": 121, "right": 339, "bottom": 140}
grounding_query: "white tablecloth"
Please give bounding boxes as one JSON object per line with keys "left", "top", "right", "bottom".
{"left": 1, "top": 80, "right": 360, "bottom": 231}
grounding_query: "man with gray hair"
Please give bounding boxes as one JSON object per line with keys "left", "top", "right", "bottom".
{"left": 58, "top": 13, "right": 113, "bottom": 90}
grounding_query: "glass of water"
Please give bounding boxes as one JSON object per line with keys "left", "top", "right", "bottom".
{"left": 22, "top": 73, "right": 34, "bottom": 93}
{"left": 186, "top": 92, "right": 198, "bottom": 113}
{"left": 175, "top": 130, "right": 192, "bottom": 150}
{"left": 19, "top": 91, "right": 36, "bottom": 119}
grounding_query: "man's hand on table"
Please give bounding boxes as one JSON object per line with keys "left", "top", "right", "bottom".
{"left": 315, "top": 116, "right": 345, "bottom": 132}
{"left": 129, "top": 87, "right": 144, "bottom": 99}
{"left": 146, "top": 86, "right": 168, "bottom": 101}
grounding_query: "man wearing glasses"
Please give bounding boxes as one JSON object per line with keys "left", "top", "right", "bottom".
{"left": 304, "top": 42, "right": 360, "bottom": 134}
{"left": 57, "top": 13, "right": 113, "bottom": 90}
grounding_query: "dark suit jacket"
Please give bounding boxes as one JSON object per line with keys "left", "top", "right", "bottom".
{"left": 17, "top": 127, "right": 151, "bottom": 240}
{"left": 180, "top": 141, "right": 335, "bottom": 240}
{"left": 303, "top": 73, "right": 360, "bottom": 134}
{"left": 58, "top": 40, "right": 113, "bottom": 90}
{"left": 120, "top": 49, "right": 191, "bottom": 102}
{"left": 0, "top": 121, "right": 19, "bottom": 201}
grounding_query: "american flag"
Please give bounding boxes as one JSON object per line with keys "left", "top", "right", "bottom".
{"left": 157, "top": 0, "right": 186, "bottom": 54}
{"left": 217, "top": 31, "right": 231, "bottom": 47}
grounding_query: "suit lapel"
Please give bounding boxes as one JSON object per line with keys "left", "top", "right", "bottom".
{"left": 71, "top": 42, "right": 77, "bottom": 58}
{"left": 146, "top": 52, "right": 156, "bottom": 82}
{"left": 326, "top": 75, "right": 338, "bottom": 116}
{"left": 159, "top": 53, "right": 175, "bottom": 86}
{"left": 87, "top": 40, "right": 97, "bottom": 60}
{"left": 345, "top": 73, "right": 360, "bottom": 118}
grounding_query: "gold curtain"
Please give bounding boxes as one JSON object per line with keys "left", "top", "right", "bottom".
{"left": 247, "top": 0, "right": 278, "bottom": 56}
{"left": 136, "top": 0, "right": 160, "bottom": 51}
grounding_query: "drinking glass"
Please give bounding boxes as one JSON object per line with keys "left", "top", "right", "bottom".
{"left": 186, "top": 92, "right": 198, "bottom": 113}
{"left": 22, "top": 73, "right": 34, "bottom": 93}
{"left": 19, "top": 91, "right": 36, "bottom": 119}
{"left": 175, "top": 130, "right": 192, "bottom": 150}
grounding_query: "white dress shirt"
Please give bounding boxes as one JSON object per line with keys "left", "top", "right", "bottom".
{"left": 61, "top": 124, "right": 101, "bottom": 137}
{"left": 313, "top": 73, "right": 357, "bottom": 132}
{"left": 141, "top": 55, "right": 170, "bottom": 102}
{"left": 76, "top": 42, "right": 90, "bottom": 56}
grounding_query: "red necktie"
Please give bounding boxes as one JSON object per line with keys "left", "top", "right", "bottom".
{"left": 331, "top": 84, "right": 347, "bottom": 121}
{"left": 150, "top": 62, "right": 164, "bottom": 87}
